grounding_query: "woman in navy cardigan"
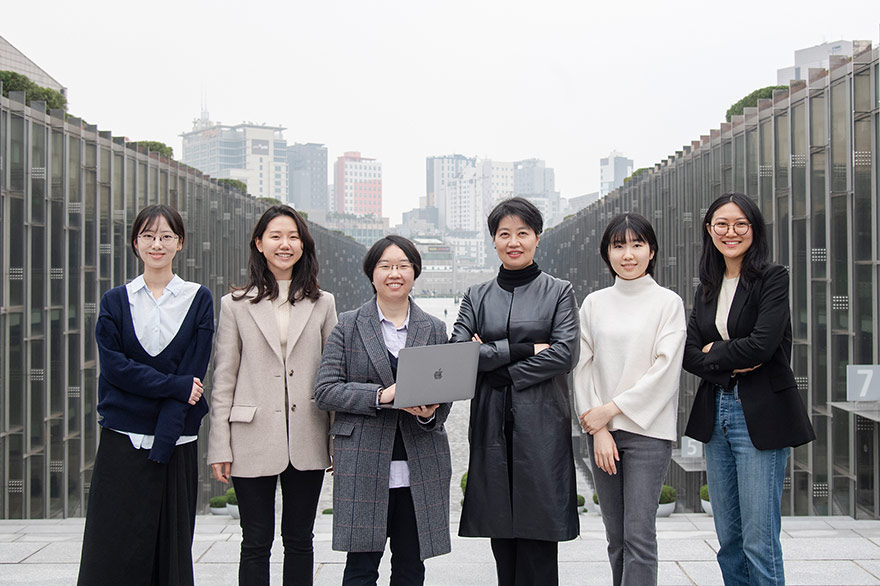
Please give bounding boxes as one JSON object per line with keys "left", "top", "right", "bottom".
{"left": 684, "top": 193, "right": 813, "bottom": 586}
{"left": 78, "top": 205, "right": 214, "bottom": 586}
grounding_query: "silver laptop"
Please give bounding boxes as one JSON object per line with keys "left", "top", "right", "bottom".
{"left": 391, "top": 341, "right": 480, "bottom": 409}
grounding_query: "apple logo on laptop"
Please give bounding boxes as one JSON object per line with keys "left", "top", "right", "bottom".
{"left": 434, "top": 368, "right": 443, "bottom": 380}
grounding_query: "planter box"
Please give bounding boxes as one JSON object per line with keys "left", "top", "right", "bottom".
{"left": 593, "top": 502, "right": 676, "bottom": 517}
{"left": 209, "top": 506, "right": 229, "bottom": 516}
{"left": 226, "top": 503, "right": 240, "bottom": 519}
{"left": 701, "top": 499, "right": 713, "bottom": 516}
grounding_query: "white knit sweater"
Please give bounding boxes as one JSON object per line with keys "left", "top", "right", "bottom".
{"left": 572, "top": 274, "right": 686, "bottom": 441}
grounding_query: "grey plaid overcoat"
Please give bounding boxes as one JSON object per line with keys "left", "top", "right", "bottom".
{"left": 314, "top": 299, "right": 452, "bottom": 559}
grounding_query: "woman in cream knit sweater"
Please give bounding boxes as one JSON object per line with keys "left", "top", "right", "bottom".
{"left": 573, "top": 213, "right": 686, "bottom": 586}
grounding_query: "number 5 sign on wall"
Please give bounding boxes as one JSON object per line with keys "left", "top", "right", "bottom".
{"left": 847, "top": 365, "right": 880, "bottom": 402}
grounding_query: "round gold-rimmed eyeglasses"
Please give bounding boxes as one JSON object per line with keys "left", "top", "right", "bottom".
{"left": 710, "top": 221, "right": 751, "bottom": 236}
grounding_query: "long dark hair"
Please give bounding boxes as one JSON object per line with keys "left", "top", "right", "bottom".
{"left": 699, "top": 192, "right": 769, "bottom": 302}
{"left": 233, "top": 205, "right": 321, "bottom": 304}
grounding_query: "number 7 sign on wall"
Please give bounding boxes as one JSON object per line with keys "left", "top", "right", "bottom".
{"left": 847, "top": 365, "right": 880, "bottom": 402}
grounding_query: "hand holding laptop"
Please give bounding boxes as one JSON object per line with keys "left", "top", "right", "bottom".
{"left": 379, "top": 383, "right": 438, "bottom": 417}
{"left": 379, "top": 383, "right": 396, "bottom": 405}
{"left": 402, "top": 404, "right": 439, "bottom": 418}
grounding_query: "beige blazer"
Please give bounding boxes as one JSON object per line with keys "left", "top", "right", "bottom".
{"left": 207, "top": 288, "right": 337, "bottom": 477}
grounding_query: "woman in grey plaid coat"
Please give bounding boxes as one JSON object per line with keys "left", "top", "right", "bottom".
{"left": 314, "top": 236, "right": 452, "bottom": 586}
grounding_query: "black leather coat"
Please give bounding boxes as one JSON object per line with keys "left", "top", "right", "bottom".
{"left": 451, "top": 272, "right": 580, "bottom": 541}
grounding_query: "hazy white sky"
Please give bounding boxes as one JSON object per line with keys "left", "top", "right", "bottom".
{"left": 3, "top": 1, "right": 878, "bottom": 224}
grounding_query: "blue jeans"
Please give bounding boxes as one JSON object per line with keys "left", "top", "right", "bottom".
{"left": 705, "top": 387, "right": 789, "bottom": 586}
{"left": 588, "top": 430, "right": 672, "bottom": 586}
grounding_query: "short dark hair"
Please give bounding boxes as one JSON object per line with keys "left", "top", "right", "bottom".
{"left": 363, "top": 235, "right": 422, "bottom": 292}
{"left": 130, "top": 204, "right": 186, "bottom": 257}
{"left": 699, "top": 192, "right": 769, "bottom": 301}
{"left": 233, "top": 205, "right": 321, "bottom": 304}
{"left": 599, "top": 213, "right": 658, "bottom": 277}
{"left": 487, "top": 197, "right": 543, "bottom": 237}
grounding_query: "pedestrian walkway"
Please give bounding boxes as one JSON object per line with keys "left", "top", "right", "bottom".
{"left": 3, "top": 512, "right": 880, "bottom": 585}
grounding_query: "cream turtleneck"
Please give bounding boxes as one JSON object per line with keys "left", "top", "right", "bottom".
{"left": 572, "top": 275, "right": 687, "bottom": 441}
{"left": 275, "top": 280, "right": 292, "bottom": 359}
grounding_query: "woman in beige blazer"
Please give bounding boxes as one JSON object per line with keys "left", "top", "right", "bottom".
{"left": 208, "top": 205, "right": 337, "bottom": 586}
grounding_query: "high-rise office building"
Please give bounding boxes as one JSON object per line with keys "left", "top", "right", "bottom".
{"left": 600, "top": 150, "right": 633, "bottom": 196}
{"left": 514, "top": 158, "right": 562, "bottom": 227}
{"left": 777, "top": 40, "right": 853, "bottom": 84}
{"left": 287, "top": 142, "right": 328, "bottom": 212}
{"left": 445, "top": 165, "right": 482, "bottom": 232}
{"left": 426, "top": 154, "right": 477, "bottom": 231}
{"left": 180, "top": 111, "right": 288, "bottom": 201}
{"left": 333, "top": 151, "right": 382, "bottom": 216}
{"left": 479, "top": 159, "right": 515, "bottom": 217}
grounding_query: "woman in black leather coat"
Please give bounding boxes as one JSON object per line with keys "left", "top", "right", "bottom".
{"left": 451, "top": 197, "right": 580, "bottom": 586}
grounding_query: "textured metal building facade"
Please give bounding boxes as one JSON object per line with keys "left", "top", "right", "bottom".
{"left": 538, "top": 43, "right": 879, "bottom": 517}
{"left": 0, "top": 88, "right": 369, "bottom": 519}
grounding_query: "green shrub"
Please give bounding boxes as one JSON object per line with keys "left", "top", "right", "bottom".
{"left": 0, "top": 71, "right": 67, "bottom": 112}
{"left": 322, "top": 508, "right": 333, "bottom": 515}
{"left": 131, "top": 140, "right": 173, "bottom": 158}
{"left": 592, "top": 492, "right": 599, "bottom": 505}
{"left": 659, "top": 485, "right": 677, "bottom": 504}
{"left": 225, "top": 487, "right": 237, "bottom": 505}
{"left": 725, "top": 86, "right": 788, "bottom": 121}
{"left": 460, "top": 472, "right": 468, "bottom": 494}
{"left": 700, "top": 484, "right": 710, "bottom": 502}
{"left": 217, "top": 178, "right": 248, "bottom": 193}
{"left": 576, "top": 494, "right": 585, "bottom": 507}
{"left": 209, "top": 496, "right": 227, "bottom": 508}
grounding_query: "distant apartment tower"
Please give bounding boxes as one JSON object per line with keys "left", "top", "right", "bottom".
{"left": 777, "top": 40, "right": 853, "bottom": 84}
{"left": 288, "top": 143, "right": 328, "bottom": 212}
{"left": 445, "top": 166, "right": 482, "bottom": 232}
{"left": 0, "top": 34, "right": 67, "bottom": 97}
{"left": 180, "top": 111, "right": 288, "bottom": 201}
{"left": 479, "top": 160, "right": 515, "bottom": 216}
{"left": 600, "top": 150, "right": 633, "bottom": 196}
{"left": 426, "top": 154, "right": 477, "bottom": 231}
{"left": 334, "top": 152, "right": 382, "bottom": 215}
{"left": 514, "top": 158, "right": 562, "bottom": 227}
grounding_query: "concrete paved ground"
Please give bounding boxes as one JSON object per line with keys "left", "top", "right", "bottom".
{"left": 3, "top": 512, "right": 880, "bottom": 585}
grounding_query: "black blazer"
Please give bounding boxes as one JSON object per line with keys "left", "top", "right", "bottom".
{"left": 683, "top": 264, "right": 815, "bottom": 450}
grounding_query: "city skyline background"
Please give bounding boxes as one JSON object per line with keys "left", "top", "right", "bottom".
{"left": 3, "top": 0, "right": 878, "bottom": 224}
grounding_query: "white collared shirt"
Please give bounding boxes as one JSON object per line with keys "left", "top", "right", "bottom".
{"left": 126, "top": 274, "right": 201, "bottom": 356}
{"left": 112, "top": 274, "right": 202, "bottom": 449}
{"left": 377, "top": 300, "right": 409, "bottom": 358}
{"left": 377, "top": 300, "right": 412, "bottom": 488}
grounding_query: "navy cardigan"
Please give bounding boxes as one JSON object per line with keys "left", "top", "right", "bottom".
{"left": 95, "top": 284, "right": 214, "bottom": 463}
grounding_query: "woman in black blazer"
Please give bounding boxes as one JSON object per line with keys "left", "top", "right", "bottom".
{"left": 683, "top": 193, "right": 814, "bottom": 586}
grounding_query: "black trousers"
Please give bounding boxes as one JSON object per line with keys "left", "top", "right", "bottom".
{"left": 78, "top": 427, "right": 198, "bottom": 586}
{"left": 342, "top": 487, "right": 424, "bottom": 586}
{"left": 490, "top": 390, "right": 559, "bottom": 586}
{"left": 232, "top": 464, "right": 325, "bottom": 586}
{"left": 490, "top": 538, "right": 559, "bottom": 586}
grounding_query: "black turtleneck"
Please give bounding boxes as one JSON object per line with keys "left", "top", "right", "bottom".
{"left": 496, "top": 262, "right": 541, "bottom": 292}
{"left": 483, "top": 263, "right": 542, "bottom": 388}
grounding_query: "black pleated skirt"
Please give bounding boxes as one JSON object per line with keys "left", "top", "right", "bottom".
{"left": 77, "top": 427, "right": 199, "bottom": 586}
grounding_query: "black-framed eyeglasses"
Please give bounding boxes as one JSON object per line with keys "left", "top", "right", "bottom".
{"left": 710, "top": 221, "right": 751, "bottom": 236}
